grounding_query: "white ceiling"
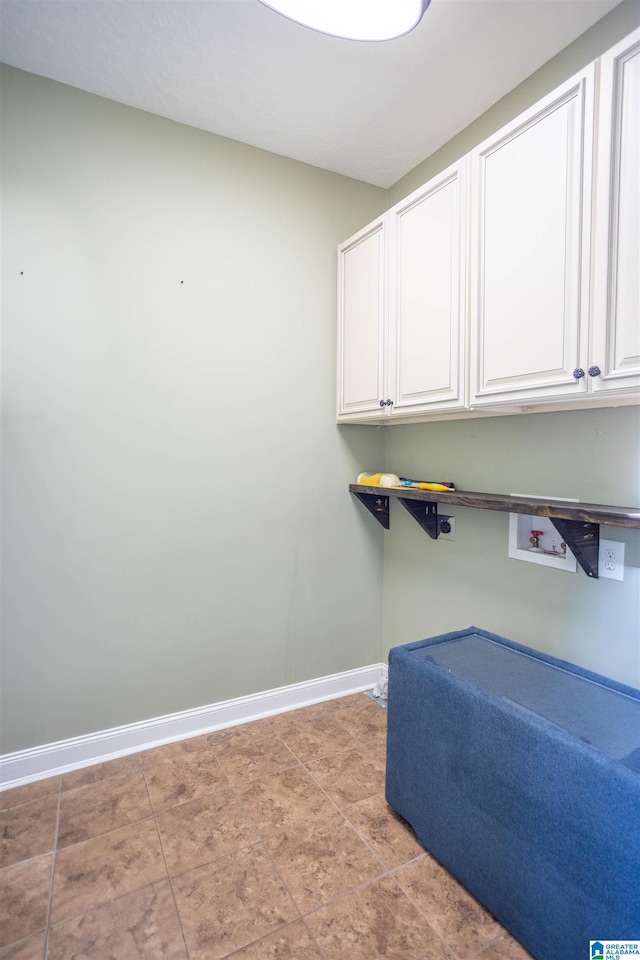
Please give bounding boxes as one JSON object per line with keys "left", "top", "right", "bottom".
{"left": 0, "top": 0, "right": 625, "bottom": 187}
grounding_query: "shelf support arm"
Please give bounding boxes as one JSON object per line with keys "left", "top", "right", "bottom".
{"left": 351, "top": 491, "right": 390, "bottom": 529}
{"left": 398, "top": 498, "right": 440, "bottom": 538}
{"left": 549, "top": 518, "right": 600, "bottom": 578}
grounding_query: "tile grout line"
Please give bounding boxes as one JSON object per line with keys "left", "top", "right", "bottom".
{"left": 298, "top": 701, "right": 459, "bottom": 959}
{"left": 142, "top": 767, "right": 192, "bottom": 960}
{"left": 340, "top": 796, "right": 414, "bottom": 876}
{"left": 388, "top": 849, "right": 521, "bottom": 959}
{"left": 301, "top": 740, "right": 392, "bottom": 879}
{"left": 42, "top": 776, "right": 63, "bottom": 960}
{"left": 459, "top": 931, "right": 515, "bottom": 960}
{"left": 212, "top": 730, "right": 331, "bottom": 959}
{"left": 207, "top": 722, "right": 352, "bottom": 834}
{"left": 270, "top": 713, "right": 391, "bottom": 960}
{"left": 215, "top": 916, "right": 329, "bottom": 960}
{"left": 299, "top": 916, "right": 330, "bottom": 960}
{"left": 213, "top": 754, "right": 345, "bottom": 845}
{"left": 39, "top": 806, "right": 172, "bottom": 932}
{"left": 253, "top": 826, "right": 332, "bottom": 960}
{"left": 294, "top": 871, "right": 399, "bottom": 922}
{"left": 345, "top": 702, "right": 469, "bottom": 959}
{"left": 210, "top": 709, "right": 386, "bottom": 960}
{"left": 388, "top": 871, "right": 457, "bottom": 960}
{"left": 389, "top": 862, "right": 473, "bottom": 960}
{"left": 207, "top": 723, "right": 305, "bottom": 787}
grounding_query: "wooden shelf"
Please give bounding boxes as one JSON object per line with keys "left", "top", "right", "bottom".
{"left": 349, "top": 483, "right": 640, "bottom": 579}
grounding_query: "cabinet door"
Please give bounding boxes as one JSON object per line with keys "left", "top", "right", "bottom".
{"left": 591, "top": 29, "right": 640, "bottom": 395}
{"left": 337, "top": 216, "right": 387, "bottom": 420}
{"left": 470, "top": 67, "right": 595, "bottom": 406}
{"left": 388, "top": 158, "right": 468, "bottom": 416}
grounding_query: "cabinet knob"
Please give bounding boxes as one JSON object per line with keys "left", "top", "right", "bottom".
{"left": 588, "top": 365, "right": 602, "bottom": 378}
{"left": 572, "top": 368, "right": 585, "bottom": 379}
{"left": 387, "top": 399, "right": 394, "bottom": 406}
{"left": 379, "top": 399, "right": 386, "bottom": 407}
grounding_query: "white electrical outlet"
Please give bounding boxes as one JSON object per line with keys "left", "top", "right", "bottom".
{"left": 598, "top": 539, "right": 625, "bottom": 581}
{"left": 439, "top": 516, "right": 455, "bottom": 541}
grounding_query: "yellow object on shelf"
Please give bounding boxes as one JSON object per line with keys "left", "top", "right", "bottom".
{"left": 356, "top": 472, "right": 456, "bottom": 492}
{"left": 356, "top": 472, "right": 401, "bottom": 487}
{"left": 399, "top": 480, "right": 456, "bottom": 492}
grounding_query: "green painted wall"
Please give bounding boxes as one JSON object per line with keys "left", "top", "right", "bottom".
{"left": 382, "top": 408, "right": 640, "bottom": 685}
{"left": 382, "top": 1, "right": 640, "bottom": 686}
{"left": 0, "top": 66, "right": 386, "bottom": 753}
{"left": 2, "top": 0, "right": 639, "bottom": 755}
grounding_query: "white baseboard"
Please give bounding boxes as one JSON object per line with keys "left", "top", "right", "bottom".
{"left": 0, "top": 663, "right": 385, "bottom": 791}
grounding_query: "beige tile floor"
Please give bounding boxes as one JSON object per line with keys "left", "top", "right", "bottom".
{"left": 0, "top": 693, "right": 534, "bottom": 960}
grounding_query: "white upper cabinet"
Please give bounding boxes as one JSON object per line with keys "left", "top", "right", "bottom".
{"left": 591, "top": 28, "right": 640, "bottom": 395}
{"left": 388, "top": 159, "right": 468, "bottom": 417}
{"left": 469, "top": 66, "right": 596, "bottom": 407}
{"left": 337, "top": 159, "right": 468, "bottom": 422}
{"left": 337, "top": 215, "right": 386, "bottom": 420}
{"left": 337, "top": 31, "right": 640, "bottom": 424}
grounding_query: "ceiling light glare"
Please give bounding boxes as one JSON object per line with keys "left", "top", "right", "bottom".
{"left": 258, "top": 0, "right": 430, "bottom": 42}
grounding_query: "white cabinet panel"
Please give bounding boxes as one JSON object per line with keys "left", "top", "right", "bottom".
{"left": 592, "top": 29, "right": 640, "bottom": 394}
{"left": 337, "top": 217, "right": 386, "bottom": 419}
{"left": 470, "top": 67, "right": 595, "bottom": 406}
{"left": 336, "top": 160, "right": 467, "bottom": 424}
{"left": 389, "top": 159, "right": 468, "bottom": 414}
